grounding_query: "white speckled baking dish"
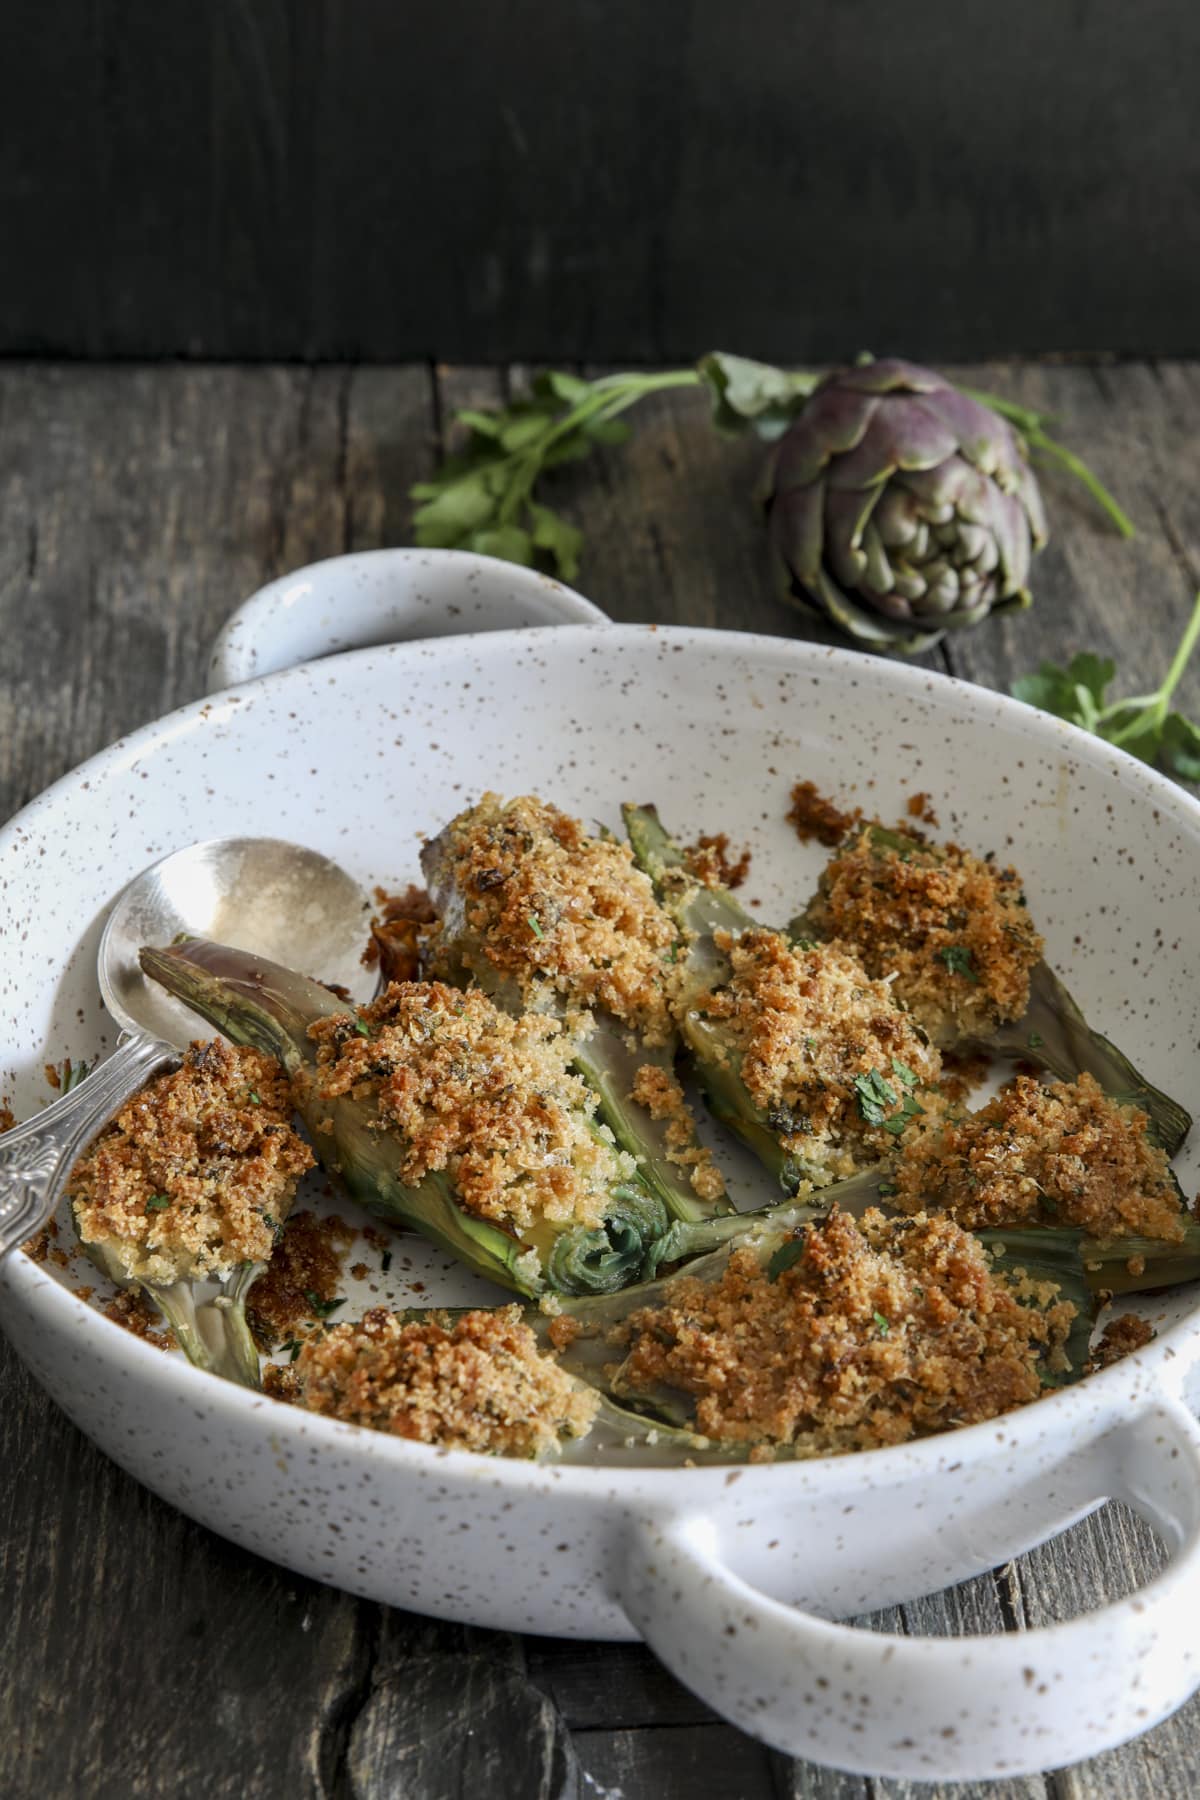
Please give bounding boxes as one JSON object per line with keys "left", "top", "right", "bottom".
{"left": 3, "top": 568, "right": 1200, "bottom": 1781}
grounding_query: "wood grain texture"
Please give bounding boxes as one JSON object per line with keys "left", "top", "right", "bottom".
{"left": 1, "top": 361, "right": 1199, "bottom": 1799}
{"left": 2, "top": 2, "right": 1199, "bottom": 361}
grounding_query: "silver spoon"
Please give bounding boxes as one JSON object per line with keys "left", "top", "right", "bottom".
{"left": 0, "top": 837, "right": 374, "bottom": 1258}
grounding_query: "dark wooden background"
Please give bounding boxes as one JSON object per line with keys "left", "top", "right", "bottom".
{"left": 2, "top": 0, "right": 1198, "bottom": 363}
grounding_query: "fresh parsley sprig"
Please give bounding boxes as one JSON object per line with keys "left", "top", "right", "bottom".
{"left": 412, "top": 355, "right": 1130, "bottom": 583}
{"left": 1013, "top": 591, "right": 1200, "bottom": 782}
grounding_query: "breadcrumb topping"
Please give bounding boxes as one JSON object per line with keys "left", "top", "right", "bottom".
{"left": 363, "top": 884, "right": 438, "bottom": 985}
{"left": 68, "top": 1040, "right": 314, "bottom": 1286}
{"left": 894, "top": 1073, "right": 1185, "bottom": 1241}
{"left": 1084, "top": 1313, "right": 1155, "bottom": 1372}
{"left": 430, "top": 793, "right": 678, "bottom": 1043}
{"left": 616, "top": 1208, "right": 1077, "bottom": 1455}
{"left": 247, "top": 1210, "right": 356, "bottom": 1349}
{"left": 807, "top": 827, "right": 1044, "bottom": 1045}
{"left": 692, "top": 929, "right": 942, "bottom": 1181}
{"left": 629, "top": 1063, "right": 726, "bottom": 1202}
{"left": 289, "top": 1304, "right": 597, "bottom": 1456}
{"left": 308, "top": 982, "right": 636, "bottom": 1233}
{"left": 787, "top": 780, "right": 864, "bottom": 848}
{"left": 684, "top": 832, "right": 751, "bottom": 890}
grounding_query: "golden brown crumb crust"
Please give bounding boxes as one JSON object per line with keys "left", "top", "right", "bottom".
{"left": 684, "top": 832, "right": 751, "bottom": 891}
{"left": 309, "top": 982, "right": 633, "bottom": 1233}
{"left": 363, "top": 884, "right": 438, "bottom": 984}
{"left": 628, "top": 1063, "right": 726, "bottom": 1202}
{"left": 617, "top": 1208, "right": 1076, "bottom": 1453}
{"left": 894, "top": 1072, "right": 1185, "bottom": 1241}
{"left": 431, "top": 793, "right": 678, "bottom": 1042}
{"left": 808, "top": 827, "right": 1044, "bottom": 1044}
{"left": 694, "top": 929, "right": 941, "bottom": 1181}
{"left": 247, "top": 1210, "right": 356, "bottom": 1349}
{"left": 68, "top": 1040, "right": 314, "bottom": 1285}
{"left": 292, "top": 1304, "right": 597, "bottom": 1455}
{"left": 787, "top": 781, "right": 863, "bottom": 848}
{"left": 1085, "top": 1312, "right": 1155, "bottom": 1372}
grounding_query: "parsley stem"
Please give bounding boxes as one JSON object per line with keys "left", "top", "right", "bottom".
{"left": 1159, "top": 591, "right": 1200, "bottom": 705}
{"left": 960, "top": 388, "right": 1135, "bottom": 539}
{"left": 1023, "top": 429, "right": 1136, "bottom": 540}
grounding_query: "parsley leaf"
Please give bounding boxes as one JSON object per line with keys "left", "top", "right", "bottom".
{"left": 873, "top": 1311, "right": 890, "bottom": 1336}
{"left": 1012, "top": 591, "right": 1200, "bottom": 783}
{"left": 767, "top": 1233, "right": 807, "bottom": 1281}
{"left": 527, "top": 913, "right": 546, "bottom": 941}
{"left": 938, "top": 944, "right": 978, "bottom": 983}
{"left": 306, "top": 1291, "right": 346, "bottom": 1319}
{"left": 144, "top": 1194, "right": 171, "bottom": 1212}
{"left": 853, "top": 1069, "right": 899, "bottom": 1127}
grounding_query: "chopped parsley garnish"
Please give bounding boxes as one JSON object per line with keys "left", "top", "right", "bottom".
{"left": 855, "top": 1067, "right": 924, "bottom": 1136}
{"left": 1028, "top": 1031, "right": 1045, "bottom": 1049}
{"left": 144, "top": 1194, "right": 171, "bottom": 1212}
{"left": 937, "top": 944, "right": 978, "bottom": 983}
{"left": 353, "top": 1019, "right": 371, "bottom": 1038}
{"left": 247, "top": 1089, "right": 262, "bottom": 1105}
{"left": 873, "top": 1311, "right": 890, "bottom": 1336}
{"left": 281, "top": 1339, "right": 303, "bottom": 1363}
{"left": 306, "top": 1290, "right": 346, "bottom": 1319}
{"left": 881, "top": 1094, "right": 925, "bottom": 1137}
{"left": 853, "top": 1069, "right": 900, "bottom": 1127}
{"left": 527, "top": 913, "right": 546, "bottom": 941}
{"left": 767, "top": 1233, "right": 807, "bottom": 1282}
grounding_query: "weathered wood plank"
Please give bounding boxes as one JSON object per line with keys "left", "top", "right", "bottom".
{"left": 573, "top": 1722, "right": 778, "bottom": 1800}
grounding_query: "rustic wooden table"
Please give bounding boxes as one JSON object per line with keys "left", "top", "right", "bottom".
{"left": 1, "top": 360, "right": 1198, "bottom": 1799}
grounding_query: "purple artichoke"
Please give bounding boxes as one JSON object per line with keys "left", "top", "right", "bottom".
{"left": 760, "top": 358, "right": 1049, "bottom": 654}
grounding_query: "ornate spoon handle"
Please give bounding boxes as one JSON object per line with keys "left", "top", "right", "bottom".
{"left": 0, "top": 1035, "right": 177, "bottom": 1258}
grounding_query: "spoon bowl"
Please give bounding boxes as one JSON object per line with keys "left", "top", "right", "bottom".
{"left": 99, "top": 836, "right": 376, "bottom": 1045}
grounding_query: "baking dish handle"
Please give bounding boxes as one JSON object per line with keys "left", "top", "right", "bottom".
{"left": 619, "top": 1394, "right": 1200, "bottom": 1781}
{"left": 206, "top": 548, "right": 609, "bottom": 690}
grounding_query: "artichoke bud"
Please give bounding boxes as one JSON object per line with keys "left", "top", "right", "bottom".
{"left": 759, "top": 357, "right": 1048, "bottom": 654}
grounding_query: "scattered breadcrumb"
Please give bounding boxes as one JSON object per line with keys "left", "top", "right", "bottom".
{"left": 615, "top": 1208, "right": 1076, "bottom": 1455}
{"left": 692, "top": 929, "right": 941, "bottom": 1182}
{"left": 805, "top": 825, "right": 1044, "bottom": 1046}
{"left": 426, "top": 793, "right": 678, "bottom": 1042}
{"left": 684, "top": 832, "right": 751, "bottom": 891}
{"left": 787, "top": 780, "right": 863, "bottom": 847}
{"left": 629, "top": 1063, "right": 726, "bottom": 1202}
{"left": 309, "top": 982, "right": 636, "bottom": 1234}
{"left": 247, "top": 1210, "right": 357, "bottom": 1350}
{"left": 906, "top": 792, "right": 939, "bottom": 827}
{"left": 286, "top": 1304, "right": 597, "bottom": 1456}
{"left": 0, "top": 1101, "right": 14, "bottom": 1134}
{"left": 363, "top": 884, "right": 438, "bottom": 984}
{"left": 894, "top": 1073, "right": 1185, "bottom": 1241}
{"left": 102, "top": 1287, "right": 177, "bottom": 1352}
{"left": 938, "top": 1047, "right": 993, "bottom": 1105}
{"left": 23, "top": 1226, "right": 51, "bottom": 1263}
{"left": 1085, "top": 1313, "right": 1155, "bottom": 1373}
{"left": 68, "top": 1040, "right": 314, "bottom": 1287}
